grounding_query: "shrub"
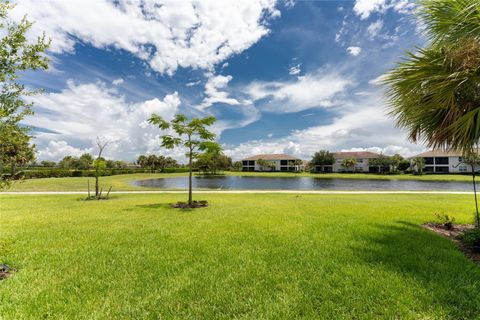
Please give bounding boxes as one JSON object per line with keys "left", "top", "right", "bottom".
{"left": 434, "top": 213, "right": 455, "bottom": 230}
{"left": 459, "top": 228, "right": 480, "bottom": 252}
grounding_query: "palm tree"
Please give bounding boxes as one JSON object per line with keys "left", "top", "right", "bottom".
{"left": 384, "top": 0, "right": 480, "bottom": 224}
{"left": 341, "top": 158, "right": 357, "bottom": 173}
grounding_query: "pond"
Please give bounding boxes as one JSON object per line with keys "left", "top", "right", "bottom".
{"left": 131, "top": 176, "right": 475, "bottom": 191}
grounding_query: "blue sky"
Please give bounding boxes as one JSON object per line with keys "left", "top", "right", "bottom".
{"left": 13, "top": 0, "right": 425, "bottom": 162}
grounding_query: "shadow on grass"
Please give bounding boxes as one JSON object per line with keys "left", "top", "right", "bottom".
{"left": 123, "top": 203, "right": 198, "bottom": 212}
{"left": 353, "top": 221, "right": 480, "bottom": 318}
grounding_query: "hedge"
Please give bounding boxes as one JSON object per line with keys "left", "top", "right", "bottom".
{"left": 17, "top": 168, "right": 189, "bottom": 179}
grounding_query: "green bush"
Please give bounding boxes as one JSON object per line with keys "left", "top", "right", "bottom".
{"left": 21, "top": 168, "right": 150, "bottom": 179}
{"left": 459, "top": 227, "right": 480, "bottom": 252}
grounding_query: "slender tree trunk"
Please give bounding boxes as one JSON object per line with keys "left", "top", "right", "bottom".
{"left": 95, "top": 172, "right": 99, "bottom": 197}
{"left": 188, "top": 149, "right": 193, "bottom": 205}
{"left": 472, "top": 164, "right": 479, "bottom": 227}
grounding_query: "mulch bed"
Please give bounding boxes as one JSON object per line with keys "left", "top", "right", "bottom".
{"left": 422, "top": 223, "right": 480, "bottom": 265}
{"left": 171, "top": 200, "right": 208, "bottom": 209}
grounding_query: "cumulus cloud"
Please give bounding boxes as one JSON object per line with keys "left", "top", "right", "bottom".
{"left": 12, "top": 0, "right": 280, "bottom": 75}
{"left": 37, "top": 140, "right": 92, "bottom": 160}
{"left": 25, "top": 81, "right": 181, "bottom": 160}
{"left": 198, "top": 74, "right": 241, "bottom": 110}
{"left": 346, "top": 46, "right": 362, "bottom": 56}
{"left": 246, "top": 70, "right": 352, "bottom": 113}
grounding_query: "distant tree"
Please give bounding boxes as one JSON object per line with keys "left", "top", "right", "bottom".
{"left": 397, "top": 159, "right": 411, "bottom": 172}
{"left": 58, "top": 156, "right": 80, "bottom": 169}
{"left": 136, "top": 155, "right": 148, "bottom": 168}
{"left": 78, "top": 153, "right": 94, "bottom": 170}
{"left": 257, "top": 158, "right": 275, "bottom": 171}
{"left": 341, "top": 158, "right": 357, "bottom": 173}
{"left": 0, "top": 2, "right": 49, "bottom": 188}
{"left": 412, "top": 157, "right": 426, "bottom": 174}
{"left": 310, "top": 150, "right": 335, "bottom": 172}
{"left": 148, "top": 114, "right": 217, "bottom": 206}
{"left": 370, "top": 154, "right": 391, "bottom": 174}
{"left": 232, "top": 161, "right": 242, "bottom": 172}
{"left": 40, "top": 160, "right": 56, "bottom": 167}
{"left": 196, "top": 145, "right": 231, "bottom": 175}
{"left": 390, "top": 154, "right": 403, "bottom": 172}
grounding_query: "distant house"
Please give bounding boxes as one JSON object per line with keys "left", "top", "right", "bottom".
{"left": 411, "top": 150, "right": 480, "bottom": 173}
{"left": 332, "top": 151, "right": 383, "bottom": 173}
{"left": 241, "top": 154, "right": 302, "bottom": 172}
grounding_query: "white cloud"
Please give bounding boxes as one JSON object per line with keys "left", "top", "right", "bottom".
{"left": 354, "top": 0, "right": 387, "bottom": 19}
{"left": 37, "top": 140, "right": 92, "bottom": 161}
{"left": 112, "top": 78, "right": 124, "bottom": 85}
{"left": 25, "top": 81, "right": 181, "bottom": 160}
{"left": 198, "top": 74, "right": 240, "bottom": 110}
{"left": 246, "top": 70, "right": 352, "bottom": 113}
{"left": 346, "top": 46, "right": 362, "bottom": 56}
{"left": 12, "top": 0, "right": 280, "bottom": 75}
{"left": 288, "top": 64, "right": 301, "bottom": 75}
{"left": 224, "top": 92, "right": 423, "bottom": 161}
{"left": 353, "top": 0, "right": 416, "bottom": 20}
{"left": 367, "top": 20, "right": 384, "bottom": 39}
{"left": 186, "top": 80, "right": 202, "bottom": 87}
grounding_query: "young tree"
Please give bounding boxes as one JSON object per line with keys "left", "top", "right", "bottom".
{"left": 0, "top": 2, "right": 49, "bottom": 188}
{"left": 0, "top": 127, "right": 35, "bottom": 176}
{"left": 148, "top": 114, "right": 217, "bottom": 206}
{"left": 341, "top": 158, "right": 357, "bottom": 173}
{"left": 93, "top": 137, "right": 109, "bottom": 198}
{"left": 310, "top": 150, "right": 335, "bottom": 172}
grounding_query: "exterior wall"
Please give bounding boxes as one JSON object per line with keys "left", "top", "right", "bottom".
{"left": 332, "top": 158, "right": 371, "bottom": 173}
{"left": 420, "top": 156, "right": 480, "bottom": 173}
{"left": 242, "top": 159, "right": 298, "bottom": 171}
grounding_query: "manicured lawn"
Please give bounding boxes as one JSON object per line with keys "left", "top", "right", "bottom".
{"left": 4, "top": 171, "right": 476, "bottom": 192}
{"left": 1, "top": 193, "right": 480, "bottom": 318}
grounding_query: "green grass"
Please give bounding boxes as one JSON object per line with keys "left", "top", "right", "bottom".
{"left": 3, "top": 171, "right": 475, "bottom": 192}
{"left": 1, "top": 193, "right": 480, "bottom": 319}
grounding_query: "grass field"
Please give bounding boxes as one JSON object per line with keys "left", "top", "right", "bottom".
{"left": 3, "top": 171, "right": 476, "bottom": 192}
{"left": 1, "top": 193, "right": 480, "bottom": 319}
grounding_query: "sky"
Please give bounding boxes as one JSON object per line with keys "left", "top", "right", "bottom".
{"left": 11, "top": 0, "right": 426, "bottom": 162}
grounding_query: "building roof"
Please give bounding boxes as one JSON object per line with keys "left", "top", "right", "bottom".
{"left": 242, "top": 154, "right": 300, "bottom": 161}
{"left": 412, "top": 150, "right": 464, "bottom": 158}
{"left": 334, "top": 151, "right": 380, "bottom": 159}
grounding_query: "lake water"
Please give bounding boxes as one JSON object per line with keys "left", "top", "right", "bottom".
{"left": 131, "top": 176, "right": 474, "bottom": 191}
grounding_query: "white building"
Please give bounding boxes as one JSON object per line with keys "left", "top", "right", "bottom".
{"left": 412, "top": 150, "right": 480, "bottom": 173}
{"left": 332, "top": 151, "right": 382, "bottom": 173}
{"left": 241, "top": 154, "right": 302, "bottom": 172}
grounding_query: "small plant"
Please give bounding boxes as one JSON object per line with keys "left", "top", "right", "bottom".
{"left": 459, "top": 228, "right": 480, "bottom": 252}
{"left": 435, "top": 213, "right": 455, "bottom": 230}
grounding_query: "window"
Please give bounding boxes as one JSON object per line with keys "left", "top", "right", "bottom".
{"left": 280, "top": 160, "right": 288, "bottom": 165}
{"left": 424, "top": 157, "right": 434, "bottom": 165}
{"left": 280, "top": 167, "right": 287, "bottom": 171}
{"left": 435, "top": 157, "right": 449, "bottom": 165}
{"left": 242, "top": 160, "right": 248, "bottom": 166}
{"left": 425, "top": 166, "right": 434, "bottom": 172}
{"left": 459, "top": 165, "right": 468, "bottom": 172}
{"left": 459, "top": 157, "right": 464, "bottom": 163}
{"left": 248, "top": 160, "right": 254, "bottom": 166}
{"left": 435, "top": 166, "right": 449, "bottom": 173}
{"left": 357, "top": 159, "right": 363, "bottom": 163}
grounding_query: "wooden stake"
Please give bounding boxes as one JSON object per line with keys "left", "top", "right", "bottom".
{"left": 106, "top": 186, "right": 112, "bottom": 199}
